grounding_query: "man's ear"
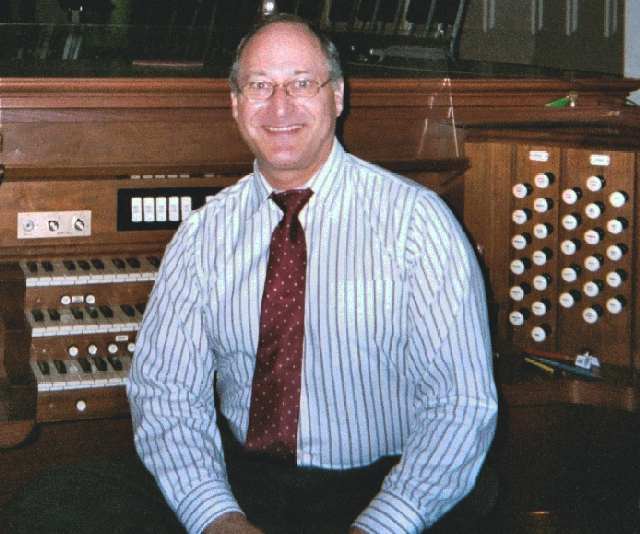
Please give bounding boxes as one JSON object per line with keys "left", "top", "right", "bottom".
{"left": 230, "top": 92, "right": 239, "bottom": 121}
{"left": 333, "top": 79, "right": 345, "bottom": 117}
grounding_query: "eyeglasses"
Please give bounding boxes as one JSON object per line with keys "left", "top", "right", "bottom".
{"left": 239, "top": 78, "right": 334, "bottom": 101}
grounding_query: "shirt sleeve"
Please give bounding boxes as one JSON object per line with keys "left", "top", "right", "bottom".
{"left": 353, "top": 192, "right": 499, "bottom": 534}
{"left": 126, "top": 214, "right": 242, "bottom": 534}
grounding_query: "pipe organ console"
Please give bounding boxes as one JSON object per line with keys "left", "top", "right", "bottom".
{"left": 463, "top": 133, "right": 640, "bottom": 409}
{"left": 0, "top": 76, "right": 639, "bottom": 516}
{"left": 0, "top": 169, "right": 242, "bottom": 445}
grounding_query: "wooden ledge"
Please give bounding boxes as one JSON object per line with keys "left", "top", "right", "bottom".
{"left": 498, "top": 353, "right": 640, "bottom": 413}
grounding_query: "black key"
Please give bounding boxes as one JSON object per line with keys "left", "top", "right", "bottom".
{"left": 78, "top": 357, "right": 92, "bottom": 373}
{"left": 53, "top": 360, "right": 67, "bottom": 374}
{"left": 32, "top": 310, "right": 45, "bottom": 322}
{"left": 93, "top": 356, "right": 108, "bottom": 372}
{"left": 135, "top": 303, "right": 146, "bottom": 314}
{"left": 120, "top": 305, "right": 135, "bottom": 317}
{"left": 112, "top": 258, "right": 126, "bottom": 269}
{"left": 99, "top": 305, "right": 114, "bottom": 318}
{"left": 86, "top": 306, "right": 99, "bottom": 319}
{"left": 107, "top": 355, "right": 123, "bottom": 371}
{"left": 37, "top": 361, "right": 50, "bottom": 375}
{"left": 26, "top": 261, "right": 38, "bottom": 273}
{"left": 90, "top": 259, "right": 105, "bottom": 270}
{"left": 63, "top": 260, "right": 76, "bottom": 271}
{"left": 126, "top": 257, "right": 141, "bottom": 268}
{"left": 77, "top": 260, "right": 91, "bottom": 271}
{"left": 147, "top": 256, "right": 161, "bottom": 268}
{"left": 70, "top": 308, "right": 84, "bottom": 320}
{"left": 42, "top": 261, "right": 54, "bottom": 272}
{"left": 47, "top": 309, "right": 61, "bottom": 321}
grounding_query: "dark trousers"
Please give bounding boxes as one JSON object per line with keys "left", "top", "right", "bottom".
{"left": 8, "top": 422, "right": 497, "bottom": 534}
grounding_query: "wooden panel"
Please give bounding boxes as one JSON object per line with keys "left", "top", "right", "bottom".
{"left": 463, "top": 141, "right": 514, "bottom": 347}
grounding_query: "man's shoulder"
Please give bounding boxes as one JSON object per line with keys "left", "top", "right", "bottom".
{"left": 195, "top": 173, "right": 257, "bottom": 217}
{"left": 343, "top": 152, "right": 444, "bottom": 208}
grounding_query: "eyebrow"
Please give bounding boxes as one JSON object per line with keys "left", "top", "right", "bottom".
{"left": 243, "top": 69, "right": 314, "bottom": 79}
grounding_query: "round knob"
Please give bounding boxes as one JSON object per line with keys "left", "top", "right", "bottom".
{"left": 583, "top": 280, "right": 604, "bottom": 298}
{"left": 584, "top": 228, "right": 605, "bottom": 245}
{"left": 559, "top": 290, "right": 582, "bottom": 308}
{"left": 510, "top": 258, "right": 532, "bottom": 275}
{"left": 87, "top": 343, "right": 98, "bottom": 356}
{"left": 74, "top": 219, "right": 85, "bottom": 231}
{"left": 607, "top": 217, "right": 628, "bottom": 235}
{"left": 531, "top": 323, "right": 552, "bottom": 342}
{"left": 85, "top": 294, "right": 96, "bottom": 305}
{"left": 606, "top": 269, "right": 627, "bottom": 288}
{"left": 584, "top": 254, "right": 604, "bottom": 272}
{"left": 509, "top": 308, "right": 531, "bottom": 326}
{"left": 585, "top": 202, "right": 605, "bottom": 219}
{"left": 606, "top": 295, "right": 627, "bottom": 314}
{"left": 561, "top": 264, "right": 582, "bottom": 283}
{"left": 609, "top": 191, "right": 628, "bottom": 208}
{"left": 606, "top": 243, "right": 628, "bottom": 262}
{"left": 512, "top": 233, "right": 533, "bottom": 251}
{"left": 533, "top": 223, "right": 553, "bottom": 239}
{"left": 510, "top": 282, "right": 532, "bottom": 301}
{"left": 532, "top": 247, "right": 553, "bottom": 266}
{"left": 512, "top": 183, "right": 533, "bottom": 198}
{"left": 533, "top": 273, "right": 553, "bottom": 291}
{"left": 75, "top": 398, "right": 87, "bottom": 412}
{"left": 67, "top": 345, "right": 79, "bottom": 358}
{"left": 562, "top": 213, "right": 582, "bottom": 231}
{"left": 561, "top": 187, "right": 582, "bottom": 205}
{"left": 60, "top": 295, "right": 72, "bottom": 306}
{"left": 532, "top": 299, "right": 552, "bottom": 316}
{"left": 512, "top": 209, "right": 532, "bottom": 225}
{"left": 534, "top": 198, "right": 554, "bottom": 213}
{"left": 586, "top": 175, "right": 605, "bottom": 192}
{"left": 561, "top": 238, "right": 582, "bottom": 256}
{"left": 534, "top": 172, "right": 554, "bottom": 188}
{"left": 583, "top": 305, "right": 604, "bottom": 324}
{"left": 107, "top": 343, "right": 119, "bottom": 354}
{"left": 127, "top": 342, "right": 136, "bottom": 353}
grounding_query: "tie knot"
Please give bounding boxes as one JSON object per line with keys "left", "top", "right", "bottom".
{"left": 270, "top": 188, "right": 314, "bottom": 217}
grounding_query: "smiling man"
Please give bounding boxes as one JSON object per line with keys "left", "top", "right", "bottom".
{"left": 229, "top": 20, "right": 343, "bottom": 190}
{"left": 127, "top": 12, "right": 498, "bottom": 534}
{"left": 8, "top": 13, "right": 497, "bottom": 534}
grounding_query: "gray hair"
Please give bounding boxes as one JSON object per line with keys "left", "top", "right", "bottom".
{"left": 229, "top": 13, "right": 343, "bottom": 94}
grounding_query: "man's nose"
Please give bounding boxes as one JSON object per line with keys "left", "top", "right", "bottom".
{"left": 269, "top": 85, "right": 293, "bottom": 114}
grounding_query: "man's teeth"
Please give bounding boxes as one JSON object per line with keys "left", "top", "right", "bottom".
{"left": 266, "top": 125, "right": 300, "bottom": 132}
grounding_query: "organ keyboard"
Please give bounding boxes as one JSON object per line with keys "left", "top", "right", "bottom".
{"left": 30, "top": 355, "right": 131, "bottom": 392}
{"left": 20, "top": 256, "right": 160, "bottom": 287}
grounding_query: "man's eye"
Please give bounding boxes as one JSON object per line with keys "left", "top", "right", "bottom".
{"left": 249, "top": 81, "right": 270, "bottom": 91}
{"left": 293, "top": 79, "right": 311, "bottom": 89}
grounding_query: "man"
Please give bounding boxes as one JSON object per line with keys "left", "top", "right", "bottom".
{"left": 128, "top": 13, "right": 497, "bottom": 534}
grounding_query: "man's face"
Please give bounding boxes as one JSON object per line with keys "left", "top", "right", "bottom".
{"left": 231, "top": 22, "right": 344, "bottom": 189}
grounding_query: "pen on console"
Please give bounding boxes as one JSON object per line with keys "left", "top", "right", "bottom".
{"left": 524, "top": 357, "right": 554, "bottom": 374}
{"left": 532, "top": 356, "right": 599, "bottom": 378}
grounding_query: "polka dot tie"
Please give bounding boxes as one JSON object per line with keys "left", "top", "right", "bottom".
{"left": 245, "top": 188, "right": 314, "bottom": 458}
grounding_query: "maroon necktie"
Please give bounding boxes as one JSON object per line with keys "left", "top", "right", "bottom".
{"left": 245, "top": 188, "right": 314, "bottom": 458}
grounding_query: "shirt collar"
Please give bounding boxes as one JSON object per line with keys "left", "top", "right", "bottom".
{"left": 250, "top": 138, "right": 345, "bottom": 210}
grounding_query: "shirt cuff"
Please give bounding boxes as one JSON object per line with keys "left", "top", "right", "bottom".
{"left": 352, "top": 490, "right": 427, "bottom": 534}
{"left": 176, "top": 480, "right": 243, "bottom": 534}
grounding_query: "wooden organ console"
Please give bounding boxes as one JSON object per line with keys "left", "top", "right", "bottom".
{"left": 0, "top": 76, "right": 639, "bottom": 516}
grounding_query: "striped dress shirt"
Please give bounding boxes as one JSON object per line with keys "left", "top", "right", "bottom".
{"left": 127, "top": 139, "right": 498, "bottom": 534}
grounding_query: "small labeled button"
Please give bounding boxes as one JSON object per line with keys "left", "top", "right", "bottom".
{"left": 562, "top": 213, "right": 582, "bottom": 231}
{"left": 586, "top": 175, "right": 605, "bottom": 192}
{"left": 562, "top": 187, "right": 582, "bottom": 205}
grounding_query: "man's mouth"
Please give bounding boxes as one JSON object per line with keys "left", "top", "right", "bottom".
{"left": 264, "top": 125, "right": 302, "bottom": 132}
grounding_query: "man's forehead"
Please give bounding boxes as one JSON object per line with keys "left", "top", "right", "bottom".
{"left": 238, "top": 22, "right": 325, "bottom": 74}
